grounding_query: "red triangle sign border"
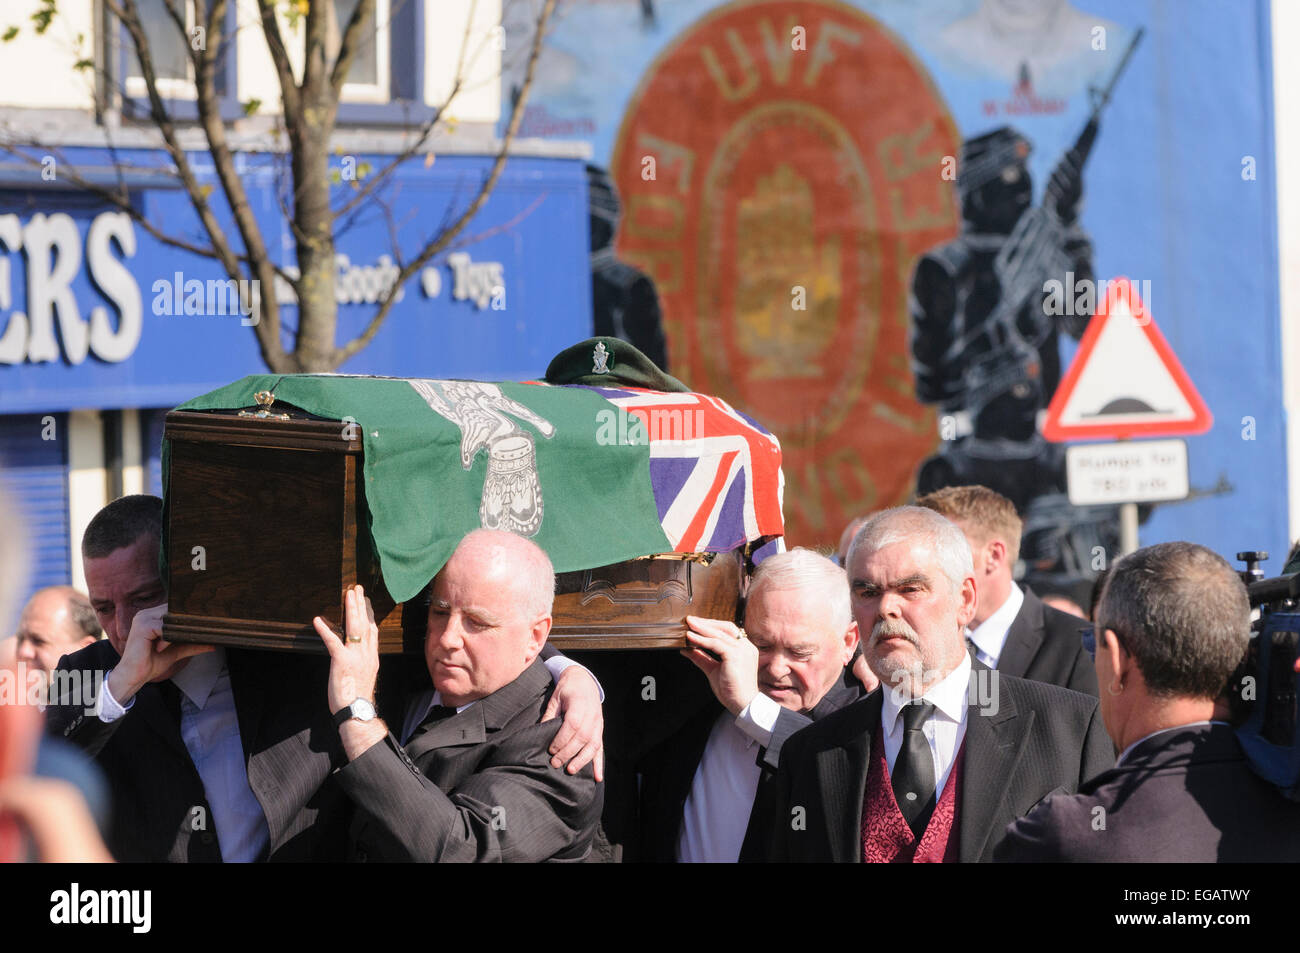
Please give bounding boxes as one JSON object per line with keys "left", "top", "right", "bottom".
{"left": 1042, "top": 276, "right": 1213, "bottom": 442}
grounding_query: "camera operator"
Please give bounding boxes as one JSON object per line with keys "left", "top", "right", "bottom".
{"left": 997, "top": 541, "right": 1300, "bottom": 861}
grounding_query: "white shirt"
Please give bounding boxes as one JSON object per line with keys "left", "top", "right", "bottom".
{"left": 676, "top": 712, "right": 763, "bottom": 863}
{"left": 98, "top": 647, "right": 270, "bottom": 863}
{"left": 673, "top": 692, "right": 793, "bottom": 863}
{"left": 880, "top": 652, "right": 972, "bottom": 801}
{"left": 966, "top": 582, "right": 1024, "bottom": 669}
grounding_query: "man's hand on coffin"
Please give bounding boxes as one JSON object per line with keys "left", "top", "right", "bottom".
{"left": 106, "top": 603, "right": 213, "bottom": 705}
{"left": 681, "top": 616, "right": 759, "bottom": 717}
{"left": 543, "top": 668, "right": 605, "bottom": 782}
{"left": 315, "top": 586, "right": 386, "bottom": 760}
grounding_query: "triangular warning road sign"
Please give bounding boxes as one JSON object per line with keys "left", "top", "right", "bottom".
{"left": 1042, "top": 277, "right": 1212, "bottom": 442}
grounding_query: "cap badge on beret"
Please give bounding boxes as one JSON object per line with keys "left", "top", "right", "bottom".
{"left": 592, "top": 341, "right": 612, "bottom": 374}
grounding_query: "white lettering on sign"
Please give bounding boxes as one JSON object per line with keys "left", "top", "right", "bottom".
{"left": 271, "top": 251, "right": 507, "bottom": 312}
{"left": 273, "top": 254, "right": 406, "bottom": 307}
{"left": 1065, "top": 439, "right": 1190, "bottom": 506}
{"left": 0, "top": 211, "right": 142, "bottom": 365}
{"left": 445, "top": 252, "right": 505, "bottom": 310}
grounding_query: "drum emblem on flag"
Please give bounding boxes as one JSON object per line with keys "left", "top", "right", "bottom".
{"left": 408, "top": 380, "right": 556, "bottom": 536}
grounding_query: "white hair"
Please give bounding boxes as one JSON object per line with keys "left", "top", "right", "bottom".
{"left": 747, "top": 547, "right": 852, "bottom": 634}
{"left": 846, "top": 506, "right": 974, "bottom": 593}
{"left": 456, "top": 528, "right": 555, "bottom": 622}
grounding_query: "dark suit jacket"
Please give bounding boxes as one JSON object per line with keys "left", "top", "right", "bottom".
{"left": 998, "top": 587, "right": 1097, "bottom": 696}
{"left": 338, "top": 656, "right": 603, "bottom": 862}
{"left": 44, "top": 639, "right": 349, "bottom": 863}
{"left": 995, "top": 723, "right": 1300, "bottom": 862}
{"left": 638, "top": 666, "right": 865, "bottom": 862}
{"left": 750, "top": 667, "right": 1114, "bottom": 862}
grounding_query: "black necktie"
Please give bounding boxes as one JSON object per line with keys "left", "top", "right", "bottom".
{"left": 407, "top": 703, "right": 457, "bottom": 744}
{"left": 892, "top": 701, "right": 937, "bottom": 838}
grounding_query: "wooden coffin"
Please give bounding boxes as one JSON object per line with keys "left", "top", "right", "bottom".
{"left": 161, "top": 406, "right": 746, "bottom": 654}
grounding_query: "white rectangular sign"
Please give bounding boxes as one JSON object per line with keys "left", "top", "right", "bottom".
{"left": 1066, "top": 439, "right": 1190, "bottom": 506}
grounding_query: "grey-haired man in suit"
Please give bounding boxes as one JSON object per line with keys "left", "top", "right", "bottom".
{"left": 319, "top": 529, "right": 603, "bottom": 862}
{"left": 917, "top": 485, "right": 1096, "bottom": 695}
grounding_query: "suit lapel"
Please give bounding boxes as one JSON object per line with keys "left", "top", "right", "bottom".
{"left": 403, "top": 657, "right": 550, "bottom": 765}
{"left": 230, "top": 668, "right": 266, "bottom": 768}
{"left": 405, "top": 703, "right": 489, "bottom": 763}
{"left": 996, "top": 588, "right": 1044, "bottom": 679}
{"left": 817, "top": 692, "right": 880, "bottom": 862}
{"left": 958, "top": 677, "right": 1031, "bottom": 862}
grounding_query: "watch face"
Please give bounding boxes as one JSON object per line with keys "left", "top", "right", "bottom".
{"left": 352, "top": 699, "right": 376, "bottom": 721}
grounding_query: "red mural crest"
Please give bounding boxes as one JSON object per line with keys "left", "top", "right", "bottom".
{"left": 611, "top": 0, "right": 961, "bottom": 546}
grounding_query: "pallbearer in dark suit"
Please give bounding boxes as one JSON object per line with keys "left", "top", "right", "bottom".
{"left": 750, "top": 506, "right": 1112, "bottom": 863}
{"left": 46, "top": 496, "right": 605, "bottom": 863}
{"left": 917, "top": 485, "right": 1097, "bottom": 695}
{"left": 638, "top": 548, "right": 873, "bottom": 862}
{"left": 997, "top": 542, "right": 1300, "bottom": 862}
{"left": 317, "top": 530, "right": 603, "bottom": 862}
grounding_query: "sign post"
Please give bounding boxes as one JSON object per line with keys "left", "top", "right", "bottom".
{"left": 1044, "top": 278, "right": 1212, "bottom": 556}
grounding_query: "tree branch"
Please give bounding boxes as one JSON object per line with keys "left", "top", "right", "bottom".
{"left": 338, "top": 0, "right": 556, "bottom": 362}
{"left": 330, "top": 0, "right": 377, "bottom": 98}
{"left": 105, "top": 0, "right": 245, "bottom": 279}
{"left": 188, "top": 0, "right": 287, "bottom": 366}
{"left": 330, "top": 0, "right": 477, "bottom": 221}
{"left": 256, "top": 0, "right": 301, "bottom": 129}
{"left": 302, "top": 0, "right": 329, "bottom": 101}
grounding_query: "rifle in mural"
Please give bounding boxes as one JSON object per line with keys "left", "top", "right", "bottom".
{"left": 954, "top": 27, "right": 1146, "bottom": 420}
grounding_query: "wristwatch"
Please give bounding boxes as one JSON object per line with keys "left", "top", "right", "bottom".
{"left": 333, "top": 698, "right": 377, "bottom": 727}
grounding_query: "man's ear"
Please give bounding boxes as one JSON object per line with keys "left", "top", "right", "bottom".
{"left": 841, "top": 620, "right": 860, "bottom": 664}
{"left": 523, "top": 615, "right": 552, "bottom": 666}
{"left": 987, "top": 539, "right": 1008, "bottom": 575}
{"left": 1099, "top": 628, "right": 1132, "bottom": 683}
{"left": 956, "top": 575, "right": 978, "bottom": 628}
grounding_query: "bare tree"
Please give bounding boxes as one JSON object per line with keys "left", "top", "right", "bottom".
{"left": 0, "top": 0, "right": 557, "bottom": 372}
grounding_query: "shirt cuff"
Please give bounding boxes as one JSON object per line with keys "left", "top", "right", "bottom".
{"left": 543, "top": 656, "right": 606, "bottom": 703}
{"left": 736, "top": 692, "right": 780, "bottom": 747}
{"left": 95, "top": 669, "right": 135, "bottom": 722}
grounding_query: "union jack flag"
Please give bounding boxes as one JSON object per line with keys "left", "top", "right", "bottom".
{"left": 573, "top": 385, "right": 785, "bottom": 553}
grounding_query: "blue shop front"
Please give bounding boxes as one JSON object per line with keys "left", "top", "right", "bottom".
{"left": 0, "top": 145, "right": 592, "bottom": 607}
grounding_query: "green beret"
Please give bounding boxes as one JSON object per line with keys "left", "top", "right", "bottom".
{"left": 544, "top": 336, "right": 690, "bottom": 392}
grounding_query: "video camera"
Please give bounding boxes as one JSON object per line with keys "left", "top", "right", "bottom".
{"left": 1229, "top": 551, "right": 1300, "bottom": 800}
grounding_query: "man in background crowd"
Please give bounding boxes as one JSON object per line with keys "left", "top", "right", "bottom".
{"left": 12, "top": 586, "right": 100, "bottom": 691}
{"left": 917, "top": 485, "right": 1096, "bottom": 695}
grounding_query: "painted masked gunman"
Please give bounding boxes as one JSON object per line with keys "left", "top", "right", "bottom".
{"left": 909, "top": 126, "right": 1092, "bottom": 510}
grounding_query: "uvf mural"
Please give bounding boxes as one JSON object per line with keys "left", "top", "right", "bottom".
{"left": 608, "top": 1, "right": 961, "bottom": 551}
{"left": 509, "top": 0, "right": 1289, "bottom": 590}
